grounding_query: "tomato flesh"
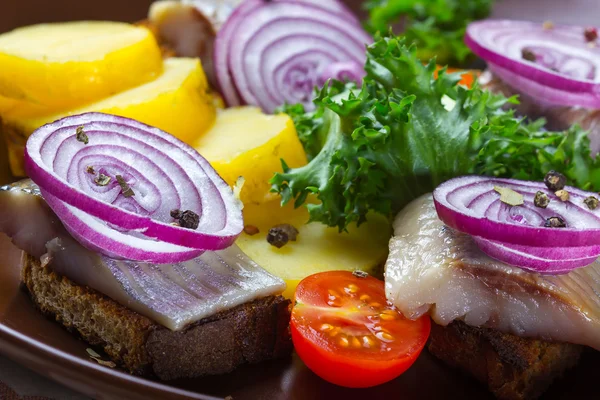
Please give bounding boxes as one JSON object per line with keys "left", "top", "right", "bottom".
{"left": 291, "top": 271, "right": 431, "bottom": 388}
{"left": 435, "top": 66, "right": 479, "bottom": 88}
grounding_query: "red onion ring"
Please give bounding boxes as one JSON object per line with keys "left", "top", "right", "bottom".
{"left": 433, "top": 176, "right": 600, "bottom": 273}
{"left": 465, "top": 20, "right": 600, "bottom": 108}
{"left": 44, "top": 191, "right": 203, "bottom": 263}
{"left": 214, "top": 0, "right": 371, "bottom": 112}
{"left": 24, "top": 113, "right": 243, "bottom": 262}
{"left": 473, "top": 237, "right": 599, "bottom": 273}
{"left": 317, "top": 61, "right": 364, "bottom": 87}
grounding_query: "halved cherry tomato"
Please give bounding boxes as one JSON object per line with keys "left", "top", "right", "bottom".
{"left": 291, "top": 271, "right": 431, "bottom": 388}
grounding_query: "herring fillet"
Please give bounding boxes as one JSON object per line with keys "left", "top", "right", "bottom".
{"left": 384, "top": 194, "right": 600, "bottom": 350}
{"left": 0, "top": 180, "right": 285, "bottom": 331}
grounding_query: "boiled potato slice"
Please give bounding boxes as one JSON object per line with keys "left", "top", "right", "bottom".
{"left": 195, "top": 107, "right": 307, "bottom": 204}
{"left": 3, "top": 58, "right": 216, "bottom": 176}
{"left": 238, "top": 201, "right": 391, "bottom": 298}
{"left": 0, "top": 21, "right": 163, "bottom": 108}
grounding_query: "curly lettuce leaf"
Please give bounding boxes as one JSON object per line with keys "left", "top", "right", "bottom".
{"left": 272, "top": 35, "right": 600, "bottom": 231}
{"left": 364, "top": 0, "right": 493, "bottom": 65}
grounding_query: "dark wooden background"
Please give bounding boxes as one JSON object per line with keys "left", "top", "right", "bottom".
{"left": 2, "top": 0, "right": 600, "bottom": 34}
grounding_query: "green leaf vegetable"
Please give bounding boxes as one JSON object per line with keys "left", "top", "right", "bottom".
{"left": 363, "top": 0, "right": 493, "bottom": 65}
{"left": 271, "top": 35, "right": 600, "bottom": 231}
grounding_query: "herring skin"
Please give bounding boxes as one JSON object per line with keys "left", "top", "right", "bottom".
{"left": 385, "top": 194, "right": 600, "bottom": 350}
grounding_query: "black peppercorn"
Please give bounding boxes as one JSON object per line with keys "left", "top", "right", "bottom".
{"left": 544, "top": 216, "right": 566, "bottom": 228}
{"left": 544, "top": 170, "right": 566, "bottom": 191}
{"left": 533, "top": 191, "right": 550, "bottom": 208}
{"left": 267, "top": 224, "right": 299, "bottom": 248}
{"left": 584, "top": 196, "right": 599, "bottom": 210}
{"left": 521, "top": 49, "right": 536, "bottom": 62}
{"left": 76, "top": 126, "right": 89, "bottom": 144}
{"left": 170, "top": 209, "right": 200, "bottom": 230}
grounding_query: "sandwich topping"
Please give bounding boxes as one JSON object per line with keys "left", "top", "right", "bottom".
{"left": 385, "top": 194, "right": 600, "bottom": 350}
{"left": 465, "top": 20, "right": 600, "bottom": 109}
{"left": 466, "top": 20, "right": 600, "bottom": 155}
{"left": 0, "top": 180, "right": 285, "bottom": 331}
{"left": 433, "top": 175, "right": 600, "bottom": 274}
{"left": 24, "top": 112, "right": 244, "bottom": 263}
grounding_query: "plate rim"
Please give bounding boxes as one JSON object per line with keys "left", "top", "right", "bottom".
{"left": 0, "top": 318, "right": 221, "bottom": 400}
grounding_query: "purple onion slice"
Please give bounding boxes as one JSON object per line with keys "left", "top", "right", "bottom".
{"left": 214, "top": 0, "right": 371, "bottom": 112}
{"left": 433, "top": 175, "right": 600, "bottom": 274}
{"left": 465, "top": 19, "right": 600, "bottom": 108}
{"left": 24, "top": 112, "right": 243, "bottom": 262}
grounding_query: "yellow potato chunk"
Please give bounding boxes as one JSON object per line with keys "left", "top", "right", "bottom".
{"left": 0, "top": 21, "right": 163, "bottom": 108}
{"left": 237, "top": 201, "right": 391, "bottom": 298}
{"left": 3, "top": 58, "right": 216, "bottom": 176}
{"left": 195, "top": 107, "right": 307, "bottom": 205}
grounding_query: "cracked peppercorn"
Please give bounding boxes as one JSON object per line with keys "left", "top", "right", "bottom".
{"left": 170, "top": 209, "right": 200, "bottom": 230}
{"left": 544, "top": 170, "right": 566, "bottom": 191}
{"left": 534, "top": 191, "right": 550, "bottom": 208}
{"left": 584, "top": 196, "right": 599, "bottom": 210}
{"left": 267, "top": 224, "right": 299, "bottom": 248}
{"left": 544, "top": 216, "right": 566, "bottom": 228}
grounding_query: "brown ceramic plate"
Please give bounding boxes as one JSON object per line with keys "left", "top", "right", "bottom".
{"left": 1, "top": 0, "right": 600, "bottom": 399}
{"left": 2, "top": 232, "right": 600, "bottom": 400}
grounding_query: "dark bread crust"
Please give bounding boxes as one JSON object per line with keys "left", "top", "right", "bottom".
{"left": 428, "top": 321, "right": 582, "bottom": 400}
{"left": 21, "top": 253, "right": 292, "bottom": 380}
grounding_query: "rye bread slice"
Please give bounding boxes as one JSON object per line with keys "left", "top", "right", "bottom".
{"left": 428, "top": 321, "right": 582, "bottom": 400}
{"left": 20, "top": 253, "right": 292, "bottom": 380}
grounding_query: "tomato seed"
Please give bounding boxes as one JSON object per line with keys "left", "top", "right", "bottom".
{"left": 375, "top": 331, "right": 395, "bottom": 342}
{"left": 352, "top": 337, "right": 362, "bottom": 348}
{"left": 346, "top": 284, "right": 359, "bottom": 293}
{"left": 327, "top": 299, "right": 342, "bottom": 307}
{"left": 362, "top": 336, "right": 375, "bottom": 348}
{"left": 321, "top": 324, "right": 333, "bottom": 331}
{"left": 370, "top": 302, "right": 382, "bottom": 308}
{"left": 339, "top": 337, "right": 349, "bottom": 347}
{"left": 380, "top": 313, "right": 395, "bottom": 321}
{"left": 360, "top": 294, "right": 370, "bottom": 302}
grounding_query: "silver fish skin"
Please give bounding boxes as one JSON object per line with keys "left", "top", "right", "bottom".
{"left": 0, "top": 181, "right": 65, "bottom": 258}
{"left": 480, "top": 69, "right": 600, "bottom": 155}
{"left": 384, "top": 194, "right": 600, "bottom": 350}
{"left": 1, "top": 180, "right": 286, "bottom": 331}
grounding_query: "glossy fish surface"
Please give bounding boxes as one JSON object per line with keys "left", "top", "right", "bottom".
{"left": 1, "top": 180, "right": 285, "bottom": 330}
{"left": 385, "top": 194, "right": 600, "bottom": 349}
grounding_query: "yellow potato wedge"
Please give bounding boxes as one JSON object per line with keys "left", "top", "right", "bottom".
{"left": 0, "top": 21, "right": 163, "bottom": 109}
{"left": 3, "top": 58, "right": 216, "bottom": 176}
{"left": 237, "top": 200, "right": 391, "bottom": 298}
{"left": 195, "top": 107, "right": 307, "bottom": 205}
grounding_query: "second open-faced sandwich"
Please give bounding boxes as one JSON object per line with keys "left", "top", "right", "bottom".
{"left": 385, "top": 174, "right": 600, "bottom": 399}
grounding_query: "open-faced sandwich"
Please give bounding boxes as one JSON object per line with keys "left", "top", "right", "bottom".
{"left": 0, "top": 0, "right": 386, "bottom": 381}
{"left": 2, "top": 0, "right": 600, "bottom": 399}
